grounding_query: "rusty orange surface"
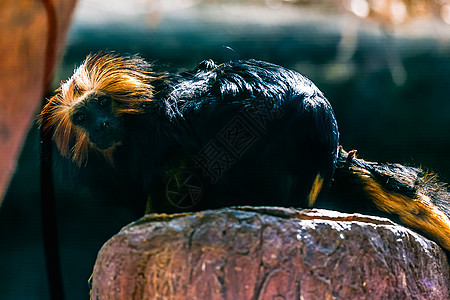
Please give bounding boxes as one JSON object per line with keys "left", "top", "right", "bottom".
{"left": 0, "top": 0, "right": 77, "bottom": 204}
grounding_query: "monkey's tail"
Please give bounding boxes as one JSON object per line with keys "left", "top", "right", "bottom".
{"left": 332, "top": 146, "right": 450, "bottom": 253}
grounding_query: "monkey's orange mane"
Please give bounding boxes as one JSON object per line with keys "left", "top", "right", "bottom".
{"left": 39, "top": 52, "right": 161, "bottom": 166}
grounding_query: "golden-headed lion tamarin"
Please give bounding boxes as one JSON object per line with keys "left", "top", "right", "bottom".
{"left": 40, "top": 52, "right": 450, "bottom": 254}
{"left": 40, "top": 53, "right": 161, "bottom": 166}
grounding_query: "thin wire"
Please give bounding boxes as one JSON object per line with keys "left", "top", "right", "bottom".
{"left": 40, "top": 0, "right": 65, "bottom": 299}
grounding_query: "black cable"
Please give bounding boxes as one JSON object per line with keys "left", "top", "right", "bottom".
{"left": 40, "top": 0, "right": 66, "bottom": 298}
{"left": 40, "top": 123, "right": 65, "bottom": 300}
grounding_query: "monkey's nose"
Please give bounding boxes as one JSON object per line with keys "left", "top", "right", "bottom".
{"left": 95, "top": 119, "right": 111, "bottom": 133}
{"left": 101, "top": 121, "right": 110, "bottom": 128}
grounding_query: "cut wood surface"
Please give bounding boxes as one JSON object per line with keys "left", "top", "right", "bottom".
{"left": 91, "top": 207, "right": 449, "bottom": 299}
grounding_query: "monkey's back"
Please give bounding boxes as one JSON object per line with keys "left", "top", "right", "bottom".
{"left": 149, "top": 60, "right": 339, "bottom": 212}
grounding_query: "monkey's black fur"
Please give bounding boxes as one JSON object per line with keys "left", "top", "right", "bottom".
{"left": 77, "top": 59, "right": 339, "bottom": 213}
{"left": 152, "top": 59, "right": 339, "bottom": 212}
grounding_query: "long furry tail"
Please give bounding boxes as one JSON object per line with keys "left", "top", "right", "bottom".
{"left": 324, "top": 146, "right": 450, "bottom": 253}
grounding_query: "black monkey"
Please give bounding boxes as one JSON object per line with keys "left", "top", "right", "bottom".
{"left": 40, "top": 52, "right": 450, "bottom": 253}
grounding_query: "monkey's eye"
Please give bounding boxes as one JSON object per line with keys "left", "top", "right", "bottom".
{"left": 97, "top": 96, "right": 111, "bottom": 108}
{"left": 73, "top": 112, "right": 87, "bottom": 124}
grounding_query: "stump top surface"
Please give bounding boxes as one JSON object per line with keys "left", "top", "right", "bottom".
{"left": 92, "top": 207, "right": 449, "bottom": 299}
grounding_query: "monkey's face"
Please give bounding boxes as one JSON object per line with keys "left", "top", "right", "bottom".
{"left": 40, "top": 52, "right": 161, "bottom": 166}
{"left": 70, "top": 93, "right": 125, "bottom": 150}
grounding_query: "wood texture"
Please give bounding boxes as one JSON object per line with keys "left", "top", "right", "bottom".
{"left": 91, "top": 207, "right": 449, "bottom": 299}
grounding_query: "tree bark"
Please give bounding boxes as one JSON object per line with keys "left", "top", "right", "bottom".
{"left": 91, "top": 207, "right": 449, "bottom": 299}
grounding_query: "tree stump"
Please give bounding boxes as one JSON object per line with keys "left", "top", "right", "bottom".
{"left": 91, "top": 207, "right": 449, "bottom": 299}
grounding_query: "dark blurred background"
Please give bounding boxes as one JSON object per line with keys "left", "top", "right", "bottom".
{"left": 1, "top": 0, "right": 450, "bottom": 298}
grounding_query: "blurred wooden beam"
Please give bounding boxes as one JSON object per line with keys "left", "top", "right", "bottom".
{"left": 0, "top": 0, "right": 77, "bottom": 204}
